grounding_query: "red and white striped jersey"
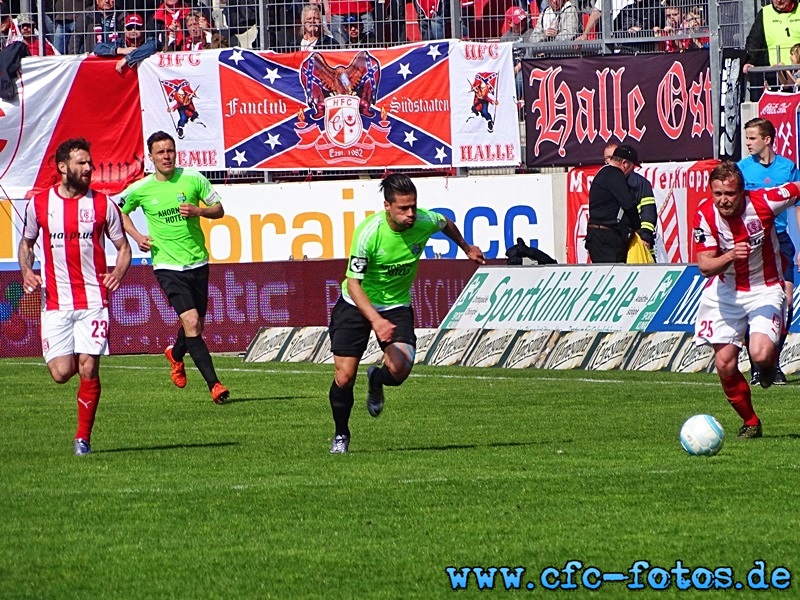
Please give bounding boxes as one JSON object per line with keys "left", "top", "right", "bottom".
{"left": 693, "top": 182, "right": 800, "bottom": 291}
{"left": 23, "top": 186, "right": 125, "bottom": 311}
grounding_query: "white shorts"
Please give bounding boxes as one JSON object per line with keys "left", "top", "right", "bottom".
{"left": 41, "top": 308, "right": 110, "bottom": 363}
{"left": 694, "top": 281, "right": 785, "bottom": 348}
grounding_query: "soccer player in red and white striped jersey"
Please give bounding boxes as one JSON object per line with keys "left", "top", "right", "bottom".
{"left": 693, "top": 161, "right": 800, "bottom": 440}
{"left": 18, "top": 138, "right": 131, "bottom": 456}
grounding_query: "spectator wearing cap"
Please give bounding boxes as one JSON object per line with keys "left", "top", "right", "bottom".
{"left": 585, "top": 143, "right": 641, "bottom": 263}
{"left": 341, "top": 13, "right": 375, "bottom": 48}
{"left": 70, "top": 0, "right": 124, "bottom": 54}
{"left": 290, "top": 3, "right": 340, "bottom": 51}
{"left": 500, "top": 7, "right": 534, "bottom": 101}
{"left": 16, "top": 12, "right": 57, "bottom": 55}
{"left": 93, "top": 12, "right": 159, "bottom": 73}
{"left": 604, "top": 142, "right": 657, "bottom": 257}
{"left": 324, "top": 0, "right": 375, "bottom": 47}
{"left": 529, "top": 0, "right": 581, "bottom": 43}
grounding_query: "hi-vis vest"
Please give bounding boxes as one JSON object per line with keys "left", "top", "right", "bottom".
{"left": 763, "top": 3, "right": 800, "bottom": 65}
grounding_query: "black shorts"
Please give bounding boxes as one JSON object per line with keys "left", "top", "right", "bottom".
{"left": 154, "top": 264, "right": 209, "bottom": 319}
{"left": 328, "top": 297, "right": 416, "bottom": 357}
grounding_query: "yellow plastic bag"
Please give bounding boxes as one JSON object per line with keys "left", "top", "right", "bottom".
{"left": 627, "top": 232, "right": 654, "bottom": 264}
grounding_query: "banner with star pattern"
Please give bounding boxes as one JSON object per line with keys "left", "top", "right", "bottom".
{"left": 137, "top": 41, "right": 519, "bottom": 171}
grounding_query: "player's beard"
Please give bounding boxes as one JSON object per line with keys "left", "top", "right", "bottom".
{"left": 65, "top": 165, "right": 91, "bottom": 195}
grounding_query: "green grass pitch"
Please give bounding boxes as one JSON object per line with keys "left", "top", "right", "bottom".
{"left": 1, "top": 356, "right": 798, "bottom": 598}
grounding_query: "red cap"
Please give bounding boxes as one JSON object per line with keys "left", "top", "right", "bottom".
{"left": 506, "top": 6, "right": 527, "bottom": 24}
{"left": 125, "top": 13, "right": 143, "bottom": 27}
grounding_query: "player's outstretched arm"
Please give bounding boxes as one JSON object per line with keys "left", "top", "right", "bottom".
{"left": 442, "top": 218, "right": 485, "bottom": 265}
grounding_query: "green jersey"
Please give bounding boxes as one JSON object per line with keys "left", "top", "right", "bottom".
{"left": 118, "top": 168, "right": 221, "bottom": 271}
{"left": 344, "top": 207, "right": 446, "bottom": 309}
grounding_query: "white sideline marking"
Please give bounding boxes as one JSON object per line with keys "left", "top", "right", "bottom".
{"left": 4, "top": 359, "right": 722, "bottom": 386}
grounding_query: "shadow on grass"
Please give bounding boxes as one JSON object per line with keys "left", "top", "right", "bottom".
{"left": 379, "top": 440, "right": 570, "bottom": 453}
{"left": 99, "top": 441, "right": 239, "bottom": 453}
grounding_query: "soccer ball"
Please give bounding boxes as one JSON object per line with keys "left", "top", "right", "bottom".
{"left": 679, "top": 414, "right": 725, "bottom": 456}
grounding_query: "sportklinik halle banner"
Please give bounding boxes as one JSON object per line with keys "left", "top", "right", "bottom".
{"left": 136, "top": 41, "right": 520, "bottom": 171}
{"left": 522, "top": 51, "right": 713, "bottom": 167}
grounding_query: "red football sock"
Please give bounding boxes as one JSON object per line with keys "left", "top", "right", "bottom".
{"left": 720, "top": 372, "right": 759, "bottom": 426}
{"left": 76, "top": 377, "right": 101, "bottom": 442}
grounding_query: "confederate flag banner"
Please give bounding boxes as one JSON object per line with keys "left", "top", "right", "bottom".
{"left": 523, "top": 51, "right": 714, "bottom": 167}
{"left": 136, "top": 41, "right": 518, "bottom": 171}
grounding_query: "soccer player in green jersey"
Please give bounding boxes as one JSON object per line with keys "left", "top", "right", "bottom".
{"left": 327, "top": 173, "right": 485, "bottom": 453}
{"left": 117, "top": 131, "right": 230, "bottom": 404}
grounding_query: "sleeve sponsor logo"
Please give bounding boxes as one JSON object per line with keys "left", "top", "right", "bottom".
{"left": 349, "top": 256, "right": 367, "bottom": 273}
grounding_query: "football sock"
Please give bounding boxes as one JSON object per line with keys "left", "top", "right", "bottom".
{"left": 172, "top": 328, "right": 187, "bottom": 363}
{"left": 721, "top": 372, "right": 759, "bottom": 426}
{"left": 185, "top": 335, "right": 219, "bottom": 390}
{"left": 374, "top": 365, "right": 402, "bottom": 387}
{"left": 329, "top": 380, "right": 354, "bottom": 437}
{"left": 76, "top": 377, "right": 101, "bottom": 442}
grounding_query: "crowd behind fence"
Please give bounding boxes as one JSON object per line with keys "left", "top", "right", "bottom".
{"left": 1, "top": 0, "right": 741, "bottom": 56}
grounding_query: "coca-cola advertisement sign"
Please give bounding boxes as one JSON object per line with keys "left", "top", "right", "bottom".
{"left": 522, "top": 52, "right": 713, "bottom": 166}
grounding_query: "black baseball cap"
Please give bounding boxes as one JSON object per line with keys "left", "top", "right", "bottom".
{"left": 612, "top": 144, "right": 641, "bottom": 166}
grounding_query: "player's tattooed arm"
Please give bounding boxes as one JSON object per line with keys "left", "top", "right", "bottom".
{"left": 17, "top": 238, "right": 42, "bottom": 293}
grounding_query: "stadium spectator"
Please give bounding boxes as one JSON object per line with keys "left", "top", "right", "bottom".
{"left": 604, "top": 142, "right": 657, "bottom": 258}
{"left": 17, "top": 137, "right": 132, "bottom": 456}
{"left": 324, "top": 0, "right": 374, "bottom": 47}
{"left": 575, "top": 0, "right": 632, "bottom": 41}
{"left": 179, "top": 10, "right": 228, "bottom": 50}
{"left": 151, "top": 0, "right": 206, "bottom": 52}
{"left": 778, "top": 42, "right": 800, "bottom": 87}
{"left": 693, "top": 162, "right": 800, "bottom": 438}
{"left": 327, "top": 173, "right": 484, "bottom": 454}
{"left": 744, "top": 0, "right": 800, "bottom": 94}
{"left": 414, "top": 0, "right": 445, "bottom": 41}
{"left": 529, "top": 0, "right": 581, "bottom": 42}
{"left": 500, "top": 6, "right": 532, "bottom": 101}
{"left": 612, "top": 0, "right": 665, "bottom": 54}
{"left": 661, "top": 1, "right": 687, "bottom": 53}
{"left": 16, "top": 12, "right": 57, "bottom": 55}
{"left": 681, "top": 5, "right": 708, "bottom": 49}
{"left": 54, "top": 0, "right": 81, "bottom": 54}
{"left": 738, "top": 117, "right": 800, "bottom": 386}
{"left": 118, "top": 131, "right": 230, "bottom": 405}
{"left": 375, "top": 0, "right": 406, "bottom": 44}
{"left": 70, "top": 0, "right": 123, "bottom": 54}
{"left": 1, "top": 1, "right": 24, "bottom": 46}
{"left": 93, "top": 12, "right": 159, "bottom": 72}
{"left": 585, "top": 144, "right": 641, "bottom": 263}
{"left": 289, "top": 4, "right": 339, "bottom": 51}
{"left": 341, "top": 12, "right": 374, "bottom": 48}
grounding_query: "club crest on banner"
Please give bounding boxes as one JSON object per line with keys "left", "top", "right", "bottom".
{"left": 294, "top": 51, "right": 393, "bottom": 163}
{"left": 324, "top": 96, "right": 363, "bottom": 148}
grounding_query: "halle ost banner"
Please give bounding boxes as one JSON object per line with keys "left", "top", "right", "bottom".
{"left": 523, "top": 51, "right": 714, "bottom": 167}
